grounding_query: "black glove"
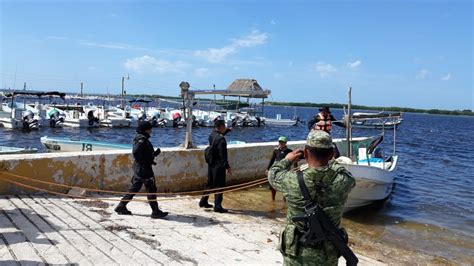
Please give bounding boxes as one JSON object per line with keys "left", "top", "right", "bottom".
{"left": 154, "top": 148, "right": 161, "bottom": 156}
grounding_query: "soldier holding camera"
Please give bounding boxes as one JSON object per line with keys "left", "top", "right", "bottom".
{"left": 268, "top": 130, "right": 356, "bottom": 265}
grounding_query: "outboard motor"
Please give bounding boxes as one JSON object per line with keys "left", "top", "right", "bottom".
{"left": 87, "top": 110, "right": 99, "bottom": 127}
{"left": 22, "top": 110, "right": 39, "bottom": 130}
{"left": 48, "top": 109, "right": 64, "bottom": 128}
{"left": 136, "top": 113, "right": 147, "bottom": 122}
{"left": 373, "top": 147, "right": 383, "bottom": 159}
{"left": 191, "top": 115, "right": 199, "bottom": 127}
{"left": 172, "top": 112, "right": 182, "bottom": 128}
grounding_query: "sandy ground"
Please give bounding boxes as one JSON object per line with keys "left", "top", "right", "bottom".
{"left": 0, "top": 194, "right": 385, "bottom": 265}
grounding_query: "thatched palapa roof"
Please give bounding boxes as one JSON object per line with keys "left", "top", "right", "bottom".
{"left": 188, "top": 79, "right": 271, "bottom": 98}
{"left": 224, "top": 79, "right": 270, "bottom": 98}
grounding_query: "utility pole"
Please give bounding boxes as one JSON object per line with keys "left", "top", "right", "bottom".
{"left": 346, "top": 87, "right": 352, "bottom": 159}
{"left": 213, "top": 84, "right": 216, "bottom": 103}
{"left": 121, "top": 76, "right": 125, "bottom": 108}
{"left": 121, "top": 74, "right": 129, "bottom": 109}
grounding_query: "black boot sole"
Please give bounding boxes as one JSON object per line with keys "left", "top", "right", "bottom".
{"left": 151, "top": 212, "right": 169, "bottom": 219}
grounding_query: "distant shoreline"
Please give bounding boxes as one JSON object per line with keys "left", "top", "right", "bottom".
{"left": 264, "top": 101, "right": 474, "bottom": 116}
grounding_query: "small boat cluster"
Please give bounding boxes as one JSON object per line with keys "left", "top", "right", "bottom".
{"left": 0, "top": 92, "right": 298, "bottom": 130}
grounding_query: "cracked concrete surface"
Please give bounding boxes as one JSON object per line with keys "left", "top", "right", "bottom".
{"left": 0, "top": 195, "right": 384, "bottom": 265}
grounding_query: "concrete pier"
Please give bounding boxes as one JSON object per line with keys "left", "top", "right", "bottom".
{"left": 0, "top": 138, "right": 370, "bottom": 195}
{"left": 0, "top": 194, "right": 383, "bottom": 265}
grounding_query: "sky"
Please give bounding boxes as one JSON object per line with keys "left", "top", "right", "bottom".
{"left": 0, "top": 0, "right": 472, "bottom": 110}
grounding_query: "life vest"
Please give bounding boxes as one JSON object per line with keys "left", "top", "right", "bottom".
{"left": 314, "top": 113, "right": 332, "bottom": 132}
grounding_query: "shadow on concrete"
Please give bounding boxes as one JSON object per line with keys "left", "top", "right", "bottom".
{"left": 131, "top": 212, "right": 231, "bottom": 227}
{"left": 228, "top": 208, "right": 286, "bottom": 220}
{"left": 1, "top": 208, "right": 59, "bottom": 246}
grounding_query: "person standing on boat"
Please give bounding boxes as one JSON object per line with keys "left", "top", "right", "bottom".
{"left": 114, "top": 121, "right": 168, "bottom": 219}
{"left": 268, "top": 130, "right": 356, "bottom": 265}
{"left": 308, "top": 106, "right": 336, "bottom": 134}
{"left": 199, "top": 119, "right": 231, "bottom": 213}
{"left": 265, "top": 136, "right": 293, "bottom": 201}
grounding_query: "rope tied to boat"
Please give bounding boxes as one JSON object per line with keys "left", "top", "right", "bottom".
{"left": 0, "top": 171, "right": 269, "bottom": 203}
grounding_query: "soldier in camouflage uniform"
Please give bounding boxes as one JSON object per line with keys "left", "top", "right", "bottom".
{"left": 268, "top": 130, "right": 355, "bottom": 265}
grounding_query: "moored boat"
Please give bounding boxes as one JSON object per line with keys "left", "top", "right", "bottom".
{"left": 263, "top": 114, "right": 298, "bottom": 126}
{"left": 337, "top": 88, "right": 399, "bottom": 212}
{"left": 334, "top": 111, "right": 403, "bottom": 129}
{"left": 40, "top": 136, "right": 131, "bottom": 152}
{"left": 0, "top": 146, "right": 38, "bottom": 155}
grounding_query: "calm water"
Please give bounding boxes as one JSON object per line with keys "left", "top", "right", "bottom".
{"left": 1, "top": 105, "right": 473, "bottom": 261}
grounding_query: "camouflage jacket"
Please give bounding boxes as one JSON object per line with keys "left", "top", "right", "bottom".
{"left": 268, "top": 159, "right": 355, "bottom": 264}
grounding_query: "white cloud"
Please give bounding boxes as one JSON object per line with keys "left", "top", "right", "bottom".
{"left": 124, "top": 55, "right": 189, "bottom": 74}
{"left": 270, "top": 19, "right": 276, "bottom": 25}
{"left": 232, "top": 30, "right": 268, "bottom": 47}
{"left": 194, "top": 46, "right": 237, "bottom": 63}
{"left": 315, "top": 62, "right": 337, "bottom": 78}
{"left": 194, "top": 30, "right": 268, "bottom": 63}
{"left": 46, "top": 36, "right": 68, "bottom": 40}
{"left": 347, "top": 60, "right": 362, "bottom": 69}
{"left": 194, "top": 68, "right": 210, "bottom": 77}
{"left": 416, "top": 69, "right": 429, "bottom": 79}
{"left": 441, "top": 73, "right": 451, "bottom": 81}
{"left": 80, "top": 41, "right": 127, "bottom": 49}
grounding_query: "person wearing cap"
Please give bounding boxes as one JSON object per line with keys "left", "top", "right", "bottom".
{"left": 265, "top": 136, "right": 293, "bottom": 201}
{"left": 114, "top": 121, "right": 168, "bottom": 219}
{"left": 308, "top": 106, "right": 337, "bottom": 133}
{"left": 267, "top": 130, "right": 355, "bottom": 265}
{"left": 199, "top": 119, "right": 232, "bottom": 213}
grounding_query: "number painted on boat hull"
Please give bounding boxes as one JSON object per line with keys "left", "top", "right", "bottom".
{"left": 82, "top": 143, "right": 93, "bottom": 151}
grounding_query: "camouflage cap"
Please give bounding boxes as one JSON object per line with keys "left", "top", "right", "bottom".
{"left": 306, "top": 130, "right": 333, "bottom": 148}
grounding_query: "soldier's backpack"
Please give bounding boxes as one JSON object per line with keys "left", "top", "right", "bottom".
{"left": 204, "top": 134, "right": 220, "bottom": 164}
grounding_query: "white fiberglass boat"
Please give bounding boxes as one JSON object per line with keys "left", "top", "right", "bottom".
{"left": 264, "top": 114, "right": 298, "bottom": 126}
{"left": 338, "top": 88, "right": 399, "bottom": 212}
{"left": 41, "top": 136, "right": 131, "bottom": 152}
{"left": 0, "top": 146, "right": 38, "bottom": 155}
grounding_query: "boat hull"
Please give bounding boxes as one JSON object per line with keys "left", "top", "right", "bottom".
{"left": 342, "top": 156, "right": 398, "bottom": 212}
{"left": 100, "top": 118, "right": 131, "bottom": 128}
{"left": 62, "top": 118, "right": 100, "bottom": 128}
{"left": 264, "top": 118, "right": 298, "bottom": 126}
{"left": 0, "top": 146, "right": 38, "bottom": 155}
{"left": 41, "top": 136, "right": 131, "bottom": 152}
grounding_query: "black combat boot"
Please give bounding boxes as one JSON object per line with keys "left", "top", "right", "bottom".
{"left": 213, "top": 193, "right": 228, "bottom": 213}
{"left": 199, "top": 196, "right": 213, "bottom": 208}
{"left": 150, "top": 201, "right": 168, "bottom": 219}
{"left": 114, "top": 202, "right": 132, "bottom": 215}
{"left": 213, "top": 207, "right": 228, "bottom": 213}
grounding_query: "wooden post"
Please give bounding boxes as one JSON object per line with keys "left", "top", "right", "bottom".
{"left": 179, "top": 82, "right": 194, "bottom": 149}
{"left": 346, "top": 87, "right": 352, "bottom": 159}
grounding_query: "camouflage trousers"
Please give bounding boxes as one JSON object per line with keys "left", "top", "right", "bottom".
{"left": 282, "top": 246, "right": 339, "bottom": 266}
